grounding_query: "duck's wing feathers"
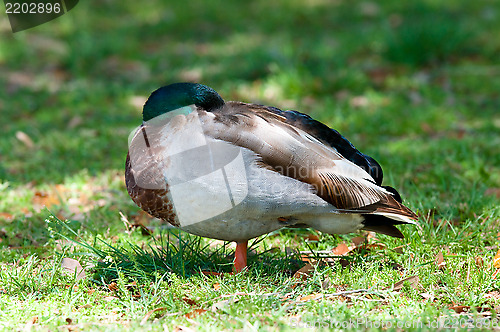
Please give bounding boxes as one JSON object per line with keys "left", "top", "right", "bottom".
{"left": 198, "top": 102, "right": 417, "bottom": 224}
{"left": 264, "top": 107, "right": 384, "bottom": 185}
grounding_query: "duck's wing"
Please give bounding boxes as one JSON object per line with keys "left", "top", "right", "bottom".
{"left": 263, "top": 106, "right": 384, "bottom": 185}
{"left": 198, "top": 102, "right": 417, "bottom": 231}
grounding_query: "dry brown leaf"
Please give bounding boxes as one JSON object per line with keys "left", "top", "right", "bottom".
{"left": 182, "top": 297, "right": 198, "bottom": 306}
{"left": 108, "top": 282, "right": 118, "bottom": 292}
{"left": 485, "top": 188, "right": 500, "bottom": 199}
{"left": 104, "top": 296, "right": 118, "bottom": 302}
{"left": 33, "top": 191, "right": 60, "bottom": 208}
{"left": 15, "top": 131, "right": 34, "bottom": 148}
{"left": 366, "top": 67, "right": 390, "bottom": 84}
{"left": 61, "top": 258, "right": 86, "bottom": 280}
{"left": 213, "top": 283, "right": 221, "bottom": 290}
{"left": 450, "top": 305, "right": 470, "bottom": 314}
{"left": 321, "top": 278, "right": 332, "bottom": 290}
{"left": 475, "top": 256, "right": 484, "bottom": 268}
{"left": 331, "top": 243, "right": 350, "bottom": 256}
{"left": 78, "top": 304, "right": 93, "bottom": 309}
{"left": 298, "top": 293, "right": 322, "bottom": 302}
{"left": 305, "top": 234, "right": 320, "bottom": 241}
{"left": 300, "top": 254, "right": 312, "bottom": 263}
{"left": 355, "top": 243, "right": 386, "bottom": 252}
{"left": 389, "top": 275, "right": 420, "bottom": 291}
{"left": 492, "top": 269, "right": 499, "bottom": 280}
{"left": 184, "top": 308, "right": 207, "bottom": 319}
{"left": 293, "top": 263, "right": 315, "bottom": 280}
{"left": 493, "top": 250, "right": 500, "bottom": 269}
{"left": 351, "top": 236, "right": 366, "bottom": 247}
{"left": 350, "top": 96, "right": 369, "bottom": 108}
{"left": 393, "top": 245, "right": 404, "bottom": 254}
{"left": 23, "top": 316, "right": 38, "bottom": 332}
{"left": 435, "top": 251, "right": 446, "bottom": 270}
{"left": 0, "top": 212, "right": 14, "bottom": 222}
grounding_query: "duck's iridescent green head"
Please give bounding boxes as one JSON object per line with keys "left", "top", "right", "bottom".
{"left": 143, "top": 83, "right": 225, "bottom": 122}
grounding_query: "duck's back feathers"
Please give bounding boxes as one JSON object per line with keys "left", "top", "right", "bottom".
{"left": 265, "top": 108, "right": 384, "bottom": 185}
{"left": 198, "top": 102, "right": 418, "bottom": 229}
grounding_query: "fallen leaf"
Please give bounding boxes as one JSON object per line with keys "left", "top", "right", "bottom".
{"left": 104, "top": 296, "right": 118, "bottom": 302}
{"left": 298, "top": 293, "right": 322, "bottom": 302}
{"left": 33, "top": 191, "right": 60, "bottom": 208}
{"left": 184, "top": 309, "right": 207, "bottom": 319}
{"left": 389, "top": 275, "right": 420, "bottom": 291}
{"left": 366, "top": 67, "right": 390, "bottom": 84}
{"left": 475, "top": 256, "right": 484, "bottom": 268}
{"left": 331, "top": 243, "right": 350, "bottom": 256}
{"left": 213, "top": 283, "right": 221, "bottom": 290}
{"left": 61, "top": 258, "right": 86, "bottom": 280}
{"left": 435, "top": 251, "right": 446, "bottom": 270}
{"left": 108, "top": 282, "right": 118, "bottom": 292}
{"left": 494, "top": 250, "right": 500, "bottom": 269}
{"left": 305, "top": 234, "right": 320, "bottom": 241}
{"left": 393, "top": 245, "right": 404, "bottom": 254}
{"left": 182, "top": 297, "right": 197, "bottom": 306}
{"left": 23, "top": 316, "right": 38, "bottom": 332}
{"left": 321, "top": 278, "right": 332, "bottom": 290}
{"left": 0, "top": 212, "right": 14, "bottom": 222}
{"left": 78, "top": 304, "right": 92, "bottom": 309}
{"left": 350, "top": 96, "right": 369, "bottom": 108}
{"left": 300, "top": 254, "right": 311, "bottom": 263}
{"left": 15, "top": 131, "right": 34, "bottom": 148}
{"left": 355, "top": 243, "right": 386, "bottom": 251}
{"left": 293, "top": 263, "right": 315, "bottom": 280}
{"left": 485, "top": 188, "right": 500, "bottom": 199}
{"left": 450, "top": 305, "right": 470, "bottom": 314}
{"left": 351, "top": 236, "right": 366, "bottom": 247}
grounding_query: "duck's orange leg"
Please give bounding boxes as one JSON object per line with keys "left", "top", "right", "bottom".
{"left": 233, "top": 241, "right": 248, "bottom": 273}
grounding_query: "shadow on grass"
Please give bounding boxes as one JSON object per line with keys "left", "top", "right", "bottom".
{"left": 47, "top": 215, "right": 304, "bottom": 284}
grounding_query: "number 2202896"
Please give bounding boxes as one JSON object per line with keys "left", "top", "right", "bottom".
{"left": 5, "top": 2, "right": 61, "bottom": 14}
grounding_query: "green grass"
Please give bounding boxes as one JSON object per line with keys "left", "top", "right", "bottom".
{"left": 1, "top": 0, "right": 500, "bottom": 330}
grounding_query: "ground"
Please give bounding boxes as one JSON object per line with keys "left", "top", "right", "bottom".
{"left": 0, "top": 0, "right": 500, "bottom": 331}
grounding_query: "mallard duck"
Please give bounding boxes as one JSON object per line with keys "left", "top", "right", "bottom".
{"left": 126, "top": 83, "right": 417, "bottom": 272}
